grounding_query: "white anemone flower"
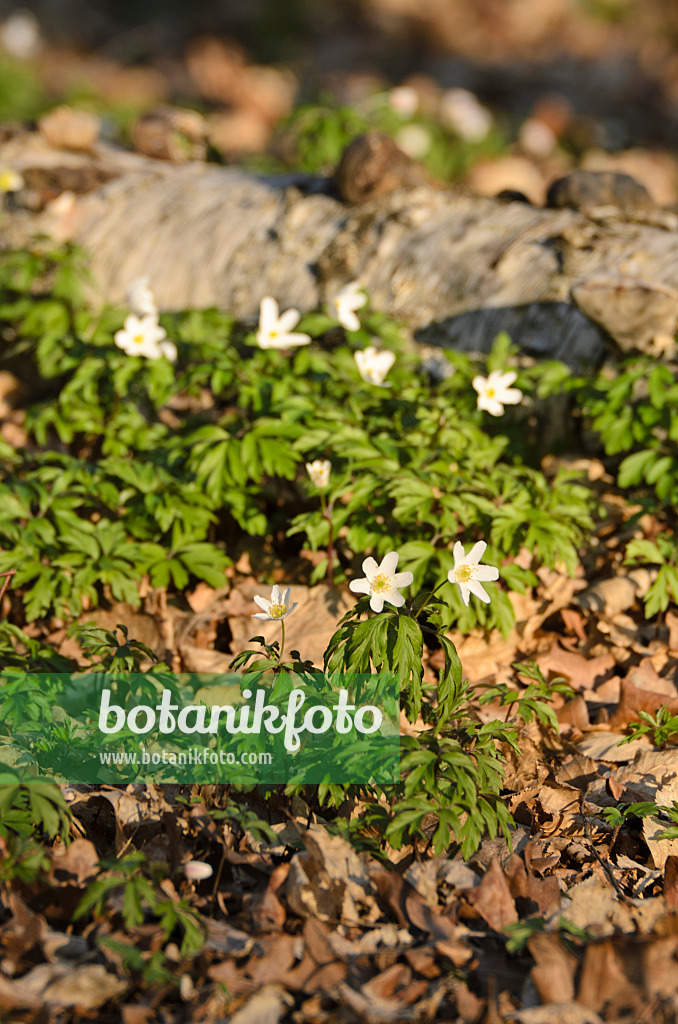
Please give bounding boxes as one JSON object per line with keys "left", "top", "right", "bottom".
{"left": 440, "top": 88, "right": 492, "bottom": 142}
{"left": 331, "top": 281, "right": 367, "bottom": 332}
{"left": 396, "top": 124, "right": 432, "bottom": 159}
{"left": 472, "top": 370, "right": 522, "bottom": 416}
{"left": 448, "top": 541, "right": 499, "bottom": 606}
{"left": 184, "top": 860, "right": 213, "bottom": 881}
{"left": 0, "top": 167, "right": 24, "bottom": 193}
{"left": 256, "top": 296, "right": 311, "bottom": 350}
{"left": 114, "top": 313, "right": 177, "bottom": 362}
{"left": 252, "top": 584, "right": 298, "bottom": 621}
{"left": 306, "top": 459, "right": 331, "bottom": 489}
{"left": 127, "top": 276, "right": 158, "bottom": 317}
{"left": 388, "top": 85, "right": 419, "bottom": 118}
{"left": 349, "top": 551, "right": 413, "bottom": 613}
{"left": 354, "top": 346, "right": 395, "bottom": 387}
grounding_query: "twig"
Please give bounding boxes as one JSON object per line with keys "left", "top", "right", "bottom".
{"left": 0, "top": 568, "right": 16, "bottom": 608}
{"left": 580, "top": 793, "right": 634, "bottom": 904}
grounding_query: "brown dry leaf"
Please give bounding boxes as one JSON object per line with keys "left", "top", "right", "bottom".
{"left": 561, "top": 607, "right": 589, "bottom": 645}
{"left": 609, "top": 678, "right": 678, "bottom": 730}
{"left": 574, "top": 568, "right": 656, "bottom": 617}
{"left": 245, "top": 935, "right": 298, "bottom": 987}
{"left": 329, "top": 925, "right": 413, "bottom": 958}
{"left": 576, "top": 731, "right": 651, "bottom": 762}
{"left": 337, "top": 980, "right": 419, "bottom": 1023}
{"left": 610, "top": 750, "right": 678, "bottom": 805}
{"left": 204, "top": 919, "right": 254, "bottom": 958}
{"left": 50, "top": 837, "right": 99, "bottom": 886}
{"left": 302, "top": 828, "right": 375, "bottom": 920}
{"left": 535, "top": 643, "right": 615, "bottom": 691}
{"left": 132, "top": 107, "right": 207, "bottom": 163}
{"left": 577, "top": 939, "right": 643, "bottom": 1016}
{"left": 0, "top": 370, "right": 20, "bottom": 417}
{"left": 642, "top": 816, "right": 678, "bottom": 870}
{"left": 664, "top": 855, "right": 678, "bottom": 908}
{"left": 460, "top": 857, "right": 518, "bottom": 931}
{"left": 404, "top": 946, "right": 440, "bottom": 979}
{"left": 625, "top": 660, "right": 678, "bottom": 697}
{"left": 38, "top": 105, "right": 100, "bottom": 152}
{"left": 361, "top": 963, "right": 428, "bottom": 1007}
{"left": 511, "top": 1005, "right": 603, "bottom": 1023}
{"left": 528, "top": 931, "right": 578, "bottom": 1003}
{"left": 17, "top": 963, "right": 126, "bottom": 1010}
{"left": 666, "top": 611, "right": 678, "bottom": 652}
{"left": 550, "top": 876, "right": 668, "bottom": 936}
{"left": 436, "top": 629, "right": 518, "bottom": 686}
{"left": 179, "top": 644, "right": 233, "bottom": 672}
{"left": 0, "top": 893, "right": 46, "bottom": 974}
{"left": 252, "top": 863, "right": 288, "bottom": 932}
{"left": 556, "top": 755, "right": 600, "bottom": 792}
{"left": 186, "top": 581, "right": 228, "bottom": 613}
{"left": 228, "top": 584, "right": 353, "bottom": 667}
{"left": 208, "top": 108, "right": 272, "bottom": 158}
{"left": 537, "top": 782, "right": 581, "bottom": 827}
{"left": 504, "top": 854, "right": 561, "bottom": 915}
{"left": 226, "top": 985, "right": 293, "bottom": 1024}
{"left": 556, "top": 695, "right": 590, "bottom": 732}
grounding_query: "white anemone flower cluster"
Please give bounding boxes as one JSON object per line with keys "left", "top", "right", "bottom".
{"left": 447, "top": 542, "right": 499, "bottom": 606}
{"left": 252, "top": 585, "right": 298, "bottom": 621}
{"left": 115, "top": 278, "right": 177, "bottom": 361}
{"left": 349, "top": 552, "right": 414, "bottom": 613}
{"left": 331, "top": 281, "right": 367, "bottom": 332}
{"left": 256, "top": 297, "right": 311, "bottom": 349}
{"left": 306, "top": 459, "right": 331, "bottom": 490}
{"left": 354, "top": 347, "right": 395, "bottom": 387}
{"left": 472, "top": 370, "right": 522, "bottom": 417}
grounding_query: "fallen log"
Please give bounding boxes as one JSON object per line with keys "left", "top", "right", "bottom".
{"left": 2, "top": 130, "right": 678, "bottom": 366}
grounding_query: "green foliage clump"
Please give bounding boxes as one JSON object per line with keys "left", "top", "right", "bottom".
{"left": 0, "top": 245, "right": 593, "bottom": 636}
{"left": 571, "top": 356, "right": 678, "bottom": 616}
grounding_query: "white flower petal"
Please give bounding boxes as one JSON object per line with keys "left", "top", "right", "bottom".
{"left": 386, "top": 590, "right": 406, "bottom": 607}
{"left": 457, "top": 582, "right": 471, "bottom": 606}
{"left": 253, "top": 595, "right": 272, "bottom": 612}
{"left": 361, "top": 556, "right": 380, "bottom": 580}
{"left": 392, "top": 571, "right": 414, "bottom": 587}
{"left": 501, "top": 387, "right": 523, "bottom": 406}
{"left": 452, "top": 541, "right": 465, "bottom": 567}
{"left": 466, "top": 541, "right": 488, "bottom": 565}
{"left": 492, "top": 370, "right": 517, "bottom": 388}
{"left": 349, "top": 578, "right": 371, "bottom": 595}
{"left": 281, "top": 331, "right": 311, "bottom": 347}
{"left": 467, "top": 579, "right": 492, "bottom": 603}
{"left": 379, "top": 551, "right": 399, "bottom": 577}
{"left": 160, "top": 340, "right": 178, "bottom": 362}
{"left": 277, "top": 307, "right": 301, "bottom": 333}
{"left": 370, "top": 593, "right": 385, "bottom": 613}
{"left": 338, "top": 308, "right": 361, "bottom": 332}
{"left": 270, "top": 585, "right": 282, "bottom": 604}
{"left": 252, "top": 612, "right": 272, "bottom": 620}
{"left": 281, "top": 587, "right": 291, "bottom": 608}
{"left": 473, "top": 565, "right": 500, "bottom": 582}
{"left": 259, "top": 296, "right": 278, "bottom": 333}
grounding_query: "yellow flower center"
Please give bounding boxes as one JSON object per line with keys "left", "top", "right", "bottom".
{"left": 371, "top": 573, "right": 391, "bottom": 593}
{"left": 269, "top": 602, "right": 287, "bottom": 619}
{"left": 133, "top": 333, "right": 145, "bottom": 345}
{"left": 456, "top": 564, "right": 473, "bottom": 583}
{"left": 486, "top": 387, "right": 495, "bottom": 397}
